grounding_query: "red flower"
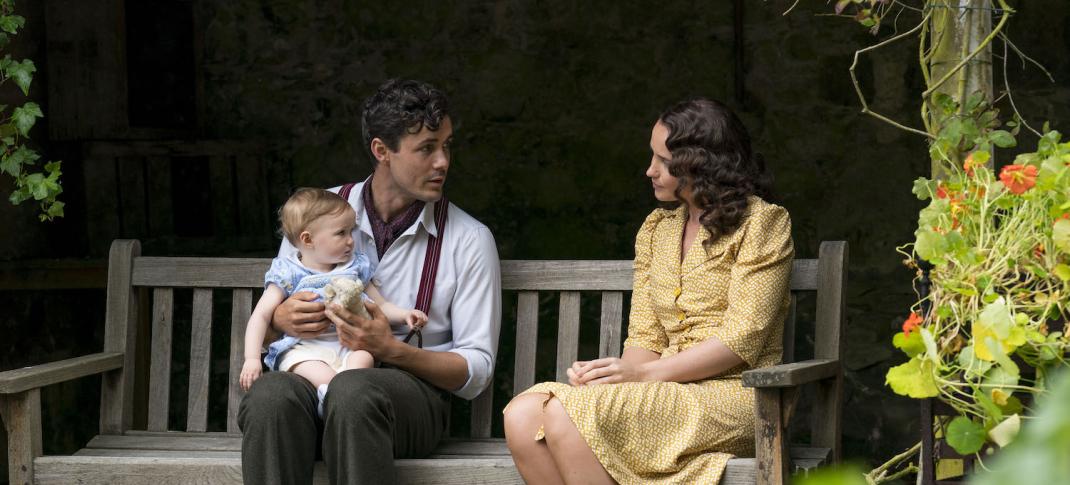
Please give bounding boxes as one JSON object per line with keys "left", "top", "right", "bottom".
{"left": 999, "top": 164, "right": 1038, "bottom": 195}
{"left": 902, "top": 312, "right": 923, "bottom": 337}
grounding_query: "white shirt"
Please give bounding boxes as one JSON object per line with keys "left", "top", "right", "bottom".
{"left": 278, "top": 181, "right": 502, "bottom": 400}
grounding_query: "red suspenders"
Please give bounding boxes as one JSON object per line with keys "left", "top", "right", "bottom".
{"left": 338, "top": 182, "right": 448, "bottom": 348}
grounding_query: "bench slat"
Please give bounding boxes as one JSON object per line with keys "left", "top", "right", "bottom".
{"left": 501, "top": 260, "right": 632, "bottom": 290}
{"left": 50, "top": 442, "right": 825, "bottom": 485}
{"left": 228, "top": 289, "right": 252, "bottom": 433}
{"left": 147, "top": 289, "right": 174, "bottom": 432}
{"left": 783, "top": 294, "right": 797, "bottom": 364}
{"left": 133, "top": 257, "right": 268, "bottom": 288}
{"left": 512, "top": 292, "right": 538, "bottom": 395}
{"left": 555, "top": 292, "right": 580, "bottom": 383}
{"left": 187, "top": 289, "right": 213, "bottom": 433}
{"left": 598, "top": 291, "right": 623, "bottom": 358}
{"left": 470, "top": 386, "right": 492, "bottom": 438}
{"left": 35, "top": 456, "right": 524, "bottom": 485}
{"left": 132, "top": 257, "right": 820, "bottom": 291}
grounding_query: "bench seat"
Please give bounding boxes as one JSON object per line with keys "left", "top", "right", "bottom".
{"left": 31, "top": 431, "right": 829, "bottom": 484}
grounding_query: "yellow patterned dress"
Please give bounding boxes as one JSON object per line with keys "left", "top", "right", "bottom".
{"left": 520, "top": 196, "right": 794, "bottom": 484}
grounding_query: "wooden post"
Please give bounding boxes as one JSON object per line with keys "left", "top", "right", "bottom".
{"left": 928, "top": 0, "right": 995, "bottom": 176}
{"left": 100, "top": 240, "right": 141, "bottom": 434}
{"left": 755, "top": 387, "right": 790, "bottom": 485}
{"left": 812, "top": 242, "right": 848, "bottom": 463}
{"left": 0, "top": 389, "right": 42, "bottom": 485}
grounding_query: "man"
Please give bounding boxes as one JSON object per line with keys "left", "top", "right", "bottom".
{"left": 239, "top": 79, "right": 501, "bottom": 485}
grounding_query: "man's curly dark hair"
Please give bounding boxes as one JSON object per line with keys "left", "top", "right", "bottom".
{"left": 659, "top": 98, "right": 774, "bottom": 250}
{"left": 361, "top": 79, "right": 450, "bottom": 164}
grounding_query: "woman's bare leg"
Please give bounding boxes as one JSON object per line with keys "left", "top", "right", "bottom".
{"left": 503, "top": 393, "right": 565, "bottom": 485}
{"left": 542, "top": 397, "right": 615, "bottom": 485}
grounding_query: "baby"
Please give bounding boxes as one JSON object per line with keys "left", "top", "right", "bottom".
{"left": 240, "top": 188, "right": 426, "bottom": 415}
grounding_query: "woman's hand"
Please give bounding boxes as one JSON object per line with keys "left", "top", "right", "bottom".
{"left": 567, "top": 357, "right": 650, "bottom": 386}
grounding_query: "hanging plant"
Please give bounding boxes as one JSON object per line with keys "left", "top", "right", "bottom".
{"left": 0, "top": 0, "right": 63, "bottom": 221}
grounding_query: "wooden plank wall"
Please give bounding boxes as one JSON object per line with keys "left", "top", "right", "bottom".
{"left": 81, "top": 141, "right": 286, "bottom": 257}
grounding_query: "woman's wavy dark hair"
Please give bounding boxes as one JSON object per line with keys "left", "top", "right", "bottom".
{"left": 659, "top": 98, "right": 774, "bottom": 250}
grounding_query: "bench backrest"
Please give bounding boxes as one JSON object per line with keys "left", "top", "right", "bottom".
{"left": 99, "top": 240, "right": 847, "bottom": 439}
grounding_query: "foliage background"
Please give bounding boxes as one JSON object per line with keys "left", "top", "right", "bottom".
{"left": 2, "top": 1, "right": 1069, "bottom": 482}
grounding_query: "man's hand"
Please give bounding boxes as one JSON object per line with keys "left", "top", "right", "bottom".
{"left": 327, "top": 300, "right": 404, "bottom": 362}
{"left": 272, "top": 291, "right": 329, "bottom": 339}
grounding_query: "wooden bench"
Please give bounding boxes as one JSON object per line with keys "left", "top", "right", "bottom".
{"left": 0, "top": 239, "right": 847, "bottom": 485}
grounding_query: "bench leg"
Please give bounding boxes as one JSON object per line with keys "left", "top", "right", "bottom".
{"left": 811, "top": 373, "right": 843, "bottom": 463}
{"left": 755, "top": 387, "right": 790, "bottom": 485}
{"left": 1, "top": 388, "right": 43, "bottom": 485}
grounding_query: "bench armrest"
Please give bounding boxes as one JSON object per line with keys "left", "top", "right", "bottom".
{"left": 0, "top": 352, "right": 124, "bottom": 394}
{"left": 741, "top": 359, "right": 840, "bottom": 388}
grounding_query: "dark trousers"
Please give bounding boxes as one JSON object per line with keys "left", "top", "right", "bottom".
{"left": 238, "top": 368, "right": 451, "bottom": 485}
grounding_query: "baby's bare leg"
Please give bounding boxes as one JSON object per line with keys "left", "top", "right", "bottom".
{"left": 290, "top": 360, "right": 337, "bottom": 387}
{"left": 345, "top": 350, "right": 375, "bottom": 370}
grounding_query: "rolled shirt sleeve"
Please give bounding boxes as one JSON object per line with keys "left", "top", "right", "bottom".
{"left": 447, "top": 226, "right": 502, "bottom": 400}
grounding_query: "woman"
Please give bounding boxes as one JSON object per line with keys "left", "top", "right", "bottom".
{"left": 503, "top": 98, "right": 794, "bottom": 484}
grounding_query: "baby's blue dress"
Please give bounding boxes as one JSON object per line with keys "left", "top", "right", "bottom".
{"left": 262, "top": 254, "right": 372, "bottom": 371}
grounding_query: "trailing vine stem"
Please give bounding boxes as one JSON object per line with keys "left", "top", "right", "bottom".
{"left": 848, "top": 10, "right": 936, "bottom": 140}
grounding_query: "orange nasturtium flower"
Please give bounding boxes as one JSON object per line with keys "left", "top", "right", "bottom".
{"left": 999, "top": 164, "right": 1038, "bottom": 195}
{"left": 963, "top": 152, "right": 983, "bottom": 175}
{"left": 903, "top": 312, "right": 924, "bottom": 337}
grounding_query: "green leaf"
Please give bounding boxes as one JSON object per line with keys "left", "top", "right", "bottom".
{"left": 958, "top": 346, "right": 993, "bottom": 377}
{"left": 1054, "top": 264, "right": 1070, "bottom": 282}
{"left": 920, "top": 327, "right": 939, "bottom": 362}
{"left": 914, "top": 228, "right": 945, "bottom": 262}
{"left": 886, "top": 357, "right": 940, "bottom": 398}
{"left": 1054, "top": 219, "right": 1070, "bottom": 253}
{"left": 0, "top": 145, "right": 37, "bottom": 176}
{"left": 946, "top": 416, "right": 986, "bottom": 454}
{"left": 990, "top": 130, "right": 1017, "bottom": 148}
{"left": 11, "top": 101, "right": 42, "bottom": 136}
{"left": 6, "top": 59, "right": 34, "bottom": 95}
{"left": 0, "top": 15, "right": 24, "bottom": 34}
{"left": 912, "top": 177, "right": 936, "bottom": 200}
{"left": 893, "top": 330, "right": 926, "bottom": 357}
{"left": 984, "top": 365, "right": 1020, "bottom": 390}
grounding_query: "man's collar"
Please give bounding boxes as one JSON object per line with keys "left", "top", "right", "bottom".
{"left": 355, "top": 178, "right": 439, "bottom": 238}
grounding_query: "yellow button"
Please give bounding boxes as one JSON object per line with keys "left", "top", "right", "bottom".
{"left": 677, "top": 311, "right": 686, "bottom": 321}
{"left": 673, "top": 287, "right": 682, "bottom": 297}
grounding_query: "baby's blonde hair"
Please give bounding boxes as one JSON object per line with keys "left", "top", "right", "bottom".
{"left": 278, "top": 188, "right": 354, "bottom": 245}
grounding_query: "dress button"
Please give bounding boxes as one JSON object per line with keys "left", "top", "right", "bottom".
{"left": 677, "top": 311, "right": 686, "bottom": 321}
{"left": 674, "top": 287, "right": 682, "bottom": 297}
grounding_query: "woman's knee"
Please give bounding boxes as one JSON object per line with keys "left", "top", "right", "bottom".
{"left": 540, "top": 397, "right": 576, "bottom": 440}
{"left": 503, "top": 394, "right": 544, "bottom": 435}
